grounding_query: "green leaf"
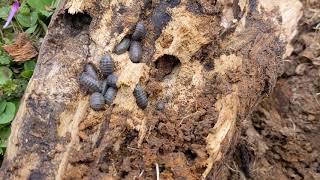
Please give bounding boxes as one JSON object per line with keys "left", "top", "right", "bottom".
{"left": 21, "top": 70, "right": 33, "bottom": 79}
{"left": 52, "top": 0, "right": 60, "bottom": 9}
{"left": 0, "top": 101, "right": 6, "bottom": 114}
{"left": 1, "top": 30, "right": 15, "bottom": 44}
{"left": 0, "top": 79, "right": 27, "bottom": 100}
{"left": 16, "top": 11, "right": 38, "bottom": 28}
{"left": 0, "top": 55, "right": 11, "bottom": 65}
{"left": 0, "top": 6, "right": 10, "bottom": 20}
{"left": 0, "top": 49, "right": 12, "bottom": 65}
{"left": 27, "top": 0, "right": 54, "bottom": 12}
{"left": 0, "top": 66, "right": 13, "bottom": 85}
{"left": 0, "top": 102, "right": 16, "bottom": 124}
{"left": 38, "top": 20, "right": 48, "bottom": 34}
{"left": 39, "top": 10, "right": 53, "bottom": 17}
{"left": 25, "top": 24, "right": 38, "bottom": 34}
{"left": 24, "top": 60, "right": 36, "bottom": 71}
{"left": 0, "top": 79, "right": 18, "bottom": 97}
{"left": 0, "top": 126, "right": 11, "bottom": 140}
{"left": 19, "top": 5, "right": 31, "bottom": 16}
{"left": 11, "top": 99, "right": 20, "bottom": 109}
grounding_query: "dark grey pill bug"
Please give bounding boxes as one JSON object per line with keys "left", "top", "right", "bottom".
{"left": 79, "top": 73, "right": 101, "bottom": 93}
{"left": 84, "top": 63, "right": 98, "bottom": 79}
{"left": 100, "top": 55, "right": 113, "bottom": 77}
{"left": 132, "top": 21, "right": 146, "bottom": 40}
{"left": 104, "top": 87, "right": 117, "bottom": 105}
{"left": 115, "top": 37, "right": 130, "bottom": 55}
{"left": 133, "top": 84, "right": 148, "bottom": 109}
{"left": 129, "top": 41, "right": 142, "bottom": 63}
{"left": 107, "top": 74, "right": 118, "bottom": 88}
{"left": 90, "top": 92, "right": 105, "bottom": 111}
{"left": 101, "top": 79, "right": 108, "bottom": 95}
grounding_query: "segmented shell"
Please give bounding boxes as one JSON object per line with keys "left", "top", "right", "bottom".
{"left": 90, "top": 92, "right": 105, "bottom": 110}
{"left": 84, "top": 63, "right": 98, "bottom": 79}
{"left": 115, "top": 38, "right": 130, "bottom": 55}
{"left": 107, "top": 74, "right": 118, "bottom": 88}
{"left": 132, "top": 21, "right": 146, "bottom": 40}
{"left": 133, "top": 84, "right": 148, "bottom": 109}
{"left": 129, "top": 41, "right": 142, "bottom": 63}
{"left": 101, "top": 79, "right": 108, "bottom": 95}
{"left": 100, "top": 55, "right": 113, "bottom": 77}
{"left": 79, "top": 73, "right": 101, "bottom": 93}
{"left": 104, "top": 87, "right": 117, "bottom": 105}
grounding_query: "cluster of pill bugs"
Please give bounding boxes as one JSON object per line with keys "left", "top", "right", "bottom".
{"left": 114, "top": 21, "right": 146, "bottom": 63}
{"left": 79, "top": 22, "right": 148, "bottom": 111}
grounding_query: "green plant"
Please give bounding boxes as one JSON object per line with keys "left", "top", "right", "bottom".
{"left": 0, "top": 0, "right": 58, "bottom": 157}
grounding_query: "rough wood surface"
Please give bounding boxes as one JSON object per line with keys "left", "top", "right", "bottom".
{"left": 0, "top": 0, "right": 302, "bottom": 179}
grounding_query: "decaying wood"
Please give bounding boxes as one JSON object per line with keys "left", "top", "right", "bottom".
{"left": 0, "top": 0, "right": 302, "bottom": 179}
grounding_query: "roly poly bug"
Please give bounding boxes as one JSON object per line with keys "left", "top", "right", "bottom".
{"left": 107, "top": 74, "right": 118, "bottom": 88}
{"left": 133, "top": 84, "right": 148, "bottom": 109}
{"left": 115, "top": 37, "right": 130, "bottom": 55}
{"left": 90, "top": 92, "right": 105, "bottom": 110}
{"left": 104, "top": 87, "right": 117, "bottom": 105}
{"left": 132, "top": 21, "right": 146, "bottom": 40}
{"left": 84, "top": 63, "right": 98, "bottom": 79}
{"left": 129, "top": 41, "right": 142, "bottom": 63}
{"left": 79, "top": 73, "right": 101, "bottom": 93}
{"left": 100, "top": 54, "right": 113, "bottom": 77}
{"left": 101, "top": 79, "right": 108, "bottom": 95}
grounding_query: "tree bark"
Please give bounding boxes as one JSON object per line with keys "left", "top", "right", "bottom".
{"left": 0, "top": 0, "right": 302, "bottom": 179}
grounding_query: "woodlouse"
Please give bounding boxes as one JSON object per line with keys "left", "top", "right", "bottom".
{"left": 133, "top": 84, "right": 148, "bottom": 109}
{"left": 115, "top": 37, "right": 130, "bottom": 55}
{"left": 107, "top": 74, "right": 118, "bottom": 88}
{"left": 100, "top": 55, "right": 113, "bottom": 77}
{"left": 90, "top": 92, "right": 105, "bottom": 110}
{"left": 101, "top": 79, "right": 108, "bottom": 95}
{"left": 104, "top": 87, "right": 117, "bottom": 105}
{"left": 132, "top": 21, "right": 146, "bottom": 40}
{"left": 79, "top": 73, "right": 101, "bottom": 93}
{"left": 129, "top": 41, "right": 142, "bottom": 63}
{"left": 84, "top": 63, "right": 98, "bottom": 79}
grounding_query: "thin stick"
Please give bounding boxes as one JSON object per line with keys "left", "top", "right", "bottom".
{"left": 155, "top": 163, "right": 160, "bottom": 180}
{"left": 139, "top": 170, "right": 144, "bottom": 177}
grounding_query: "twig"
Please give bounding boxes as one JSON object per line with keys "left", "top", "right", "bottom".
{"left": 139, "top": 170, "right": 144, "bottom": 177}
{"left": 155, "top": 163, "right": 160, "bottom": 180}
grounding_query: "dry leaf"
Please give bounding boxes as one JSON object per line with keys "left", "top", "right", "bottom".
{"left": 2, "top": 33, "right": 38, "bottom": 62}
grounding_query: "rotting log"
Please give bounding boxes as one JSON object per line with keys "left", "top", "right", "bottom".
{"left": 0, "top": 0, "right": 302, "bottom": 179}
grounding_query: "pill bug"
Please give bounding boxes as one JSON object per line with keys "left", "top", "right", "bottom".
{"left": 79, "top": 73, "right": 101, "bottom": 93}
{"left": 107, "top": 74, "right": 118, "bottom": 88}
{"left": 90, "top": 92, "right": 105, "bottom": 110}
{"left": 104, "top": 87, "right": 117, "bottom": 105}
{"left": 133, "top": 84, "right": 148, "bottom": 109}
{"left": 101, "top": 79, "right": 108, "bottom": 95}
{"left": 100, "top": 55, "right": 113, "bottom": 77}
{"left": 132, "top": 21, "right": 146, "bottom": 40}
{"left": 84, "top": 63, "right": 98, "bottom": 79}
{"left": 115, "top": 37, "right": 130, "bottom": 55}
{"left": 129, "top": 41, "right": 142, "bottom": 63}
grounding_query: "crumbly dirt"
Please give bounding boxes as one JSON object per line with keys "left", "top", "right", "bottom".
{"left": 218, "top": 1, "right": 320, "bottom": 179}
